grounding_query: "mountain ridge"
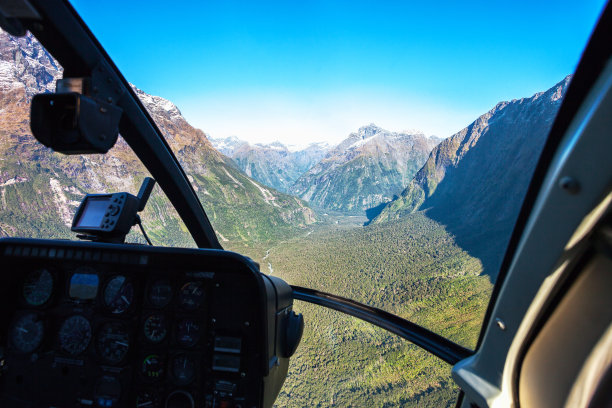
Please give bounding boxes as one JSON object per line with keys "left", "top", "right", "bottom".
{"left": 291, "top": 124, "right": 441, "bottom": 215}
{"left": 373, "top": 75, "right": 571, "bottom": 277}
{"left": 209, "top": 136, "right": 330, "bottom": 193}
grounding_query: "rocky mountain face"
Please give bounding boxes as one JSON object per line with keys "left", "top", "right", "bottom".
{"left": 0, "top": 29, "right": 315, "bottom": 246}
{"left": 374, "top": 76, "right": 571, "bottom": 278}
{"left": 290, "top": 124, "right": 441, "bottom": 215}
{"left": 209, "top": 137, "right": 330, "bottom": 193}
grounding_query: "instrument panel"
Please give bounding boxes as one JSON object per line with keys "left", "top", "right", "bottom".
{"left": 0, "top": 238, "right": 294, "bottom": 408}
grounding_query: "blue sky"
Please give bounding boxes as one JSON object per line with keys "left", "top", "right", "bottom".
{"left": 71, "top": 0, "right": 606, "bottom": 146}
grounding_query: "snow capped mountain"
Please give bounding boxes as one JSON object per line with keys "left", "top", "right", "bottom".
{"left": 208, "top": 136, "right": 249, "bottom": 156}
{"left": 291, "top": 124, "right": 441, "bottom": 215}
{"left": 209, "top": 137, "right": 330, "bottom": 193}
{"left": 0, "top": 30, "right": 61, "bottom": 97}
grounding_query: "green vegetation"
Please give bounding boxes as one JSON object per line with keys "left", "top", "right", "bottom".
{"left": 231, "top": 212, "right": 493, "bottom": 407}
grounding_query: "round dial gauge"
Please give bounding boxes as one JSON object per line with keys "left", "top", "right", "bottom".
{"left": 143, "top": 314, "right": 167, "bottom": 343}
{"left": 136, "top": 390, "right": 161, "bottom": 408}
{"left": 171, "top": 354, "right": 196, "bottom": 386}
{"left": 10, "top": 312, "right": 44, "bottom": 353}
{"left": 148, "top": 280, "right": 172, "bottom": 308}
{"left": 59, "top": 315, "right": 92, "bottom": 355}
{"left": 176, "top": 319, "right": 201, "bottom": 347}
{"left": 96, "top": 322, "right": 130, "bottom": 364}
{"left": 103, "top": 276, "right": 134, "bottom": 314}
{"left": 178, "top": 282, "right": 205, "bottom": 311}
{"left": 22, "top": 268, "right": 54, "bottom": 306}
{"left": 141, "top": 354, "right": 165, "bottom": 380}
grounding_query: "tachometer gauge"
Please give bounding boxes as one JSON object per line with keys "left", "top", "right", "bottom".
{"left": 148, "top": 279, "right": 172, "bottom": 308}
{"left": 22, "top": 268, "right": 54, "bottom": 306}
{"left": 171, "top": 354, "right": 196, "bottom": 385}
{"left": 103, "top": 276, "right": 134, "bottom": 314}
{"left": 10, "top": 312, "right": 44, "bottom": 353}
{"left": 141, "top": 354, "right": 165, "bottom": 380}
{"left": 176, "top": 318, "right": 201, "bottom": 347}
{"left": 143, "top": 314, "right": 167, "bottom": 343}
{"left": 96, "top": 322, "right": 130, "bottom": 364}
{"left": 178, "top": 282, "right": 205, "bottom": 311}
{"left": 59, "top": 315, "right": 92, "bottom": 355}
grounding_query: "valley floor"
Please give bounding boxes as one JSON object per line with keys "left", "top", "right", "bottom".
{"left": 227, "top": 212, "right": 493, "bottom": 407}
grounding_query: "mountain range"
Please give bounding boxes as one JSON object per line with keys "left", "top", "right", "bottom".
{"left": 0, "top": 26, "right": 570, "bottom": 273}
{"left": 209, "top": 137, "right": 329, "bottom": 193}
{"left": 291, "top": 125, "right": 441, "bottom": 215}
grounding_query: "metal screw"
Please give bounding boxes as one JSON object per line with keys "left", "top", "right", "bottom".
{"left": 215, "top": 283, "right": 220, "bottom": 288}
{"left": 559, "top": 176, "right": 580, "bottom": 195}
{"left": 495, "top": 318, "right": 506, "bottom": 331}
{"left": 211, "top": 318, "right": 216, "bottom": 323}
{"left": 244, "top": 321, "right": 250, "bottom": 327}
{"left": 240, "top": 372, "right": 246, "bottom": 378}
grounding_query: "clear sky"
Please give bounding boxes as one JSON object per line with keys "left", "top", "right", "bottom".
{"left": 71, "top": 0, "right": 606, "bottom": 146}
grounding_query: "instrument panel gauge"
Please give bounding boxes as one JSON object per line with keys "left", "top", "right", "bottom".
{"left": 148, "top": 279, "right": 172, "bottom": 308}
{"left": 178, "top": 281, "right": 205, "bottom": 311}
{"left": 103, "top": 275, "right": 134, "bottom": 314}
{"left": 10, "top": 312, "right": 44, "bottom": 353}
{"left": 136, "top": 390, "right": 161, "bottom": 408}
{"left": 176, "top": 318, "right": 202, "bottom": 347}
{"left": 143, "top": 314, "right": 167, "bottom": 343}
{"left": 141, "top": 354, "right": 165, "bottom": 380}
{"left": 59, "top": 315, "right": 92, "bottom": 355}
{"left": 22, "top": 268, "right": 54, "bottom": 306}
{"left": 96, "top": 322, "right": 130, "bottom": 364}
{"left": 171, "top": 354, "right": 196, "bottom": 386}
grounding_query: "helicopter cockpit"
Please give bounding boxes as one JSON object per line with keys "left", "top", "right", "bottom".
{"left": 0, "top": 1, "right": 610, "bottom": 407}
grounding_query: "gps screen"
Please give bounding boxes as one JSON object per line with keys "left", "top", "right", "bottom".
{"left": 76, "top": 196, "right": 111, "bottom": 228}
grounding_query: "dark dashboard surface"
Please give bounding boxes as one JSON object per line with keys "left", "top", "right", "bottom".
{"left": 0, "top": 238, "right": 286, "bottom": 408}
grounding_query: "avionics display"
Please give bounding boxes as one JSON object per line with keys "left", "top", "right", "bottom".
{"left": 75, "top": 196, "right": 112, "bottom": 228}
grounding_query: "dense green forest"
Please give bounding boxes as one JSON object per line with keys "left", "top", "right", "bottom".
{"left": 227, "top": 212, "right": 493, "bottom": 407}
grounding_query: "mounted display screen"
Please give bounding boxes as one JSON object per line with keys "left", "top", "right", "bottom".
{"left": 75, "top": 196, "right": 112, "bottom": 228}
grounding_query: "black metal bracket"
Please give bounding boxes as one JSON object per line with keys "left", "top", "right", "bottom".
{"left": 291, "top": 285, "right": 473, "bottom": 365}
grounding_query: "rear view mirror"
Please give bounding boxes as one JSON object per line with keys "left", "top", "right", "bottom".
{"left": 30, "top": 92, "right": 122, "bottom": 154}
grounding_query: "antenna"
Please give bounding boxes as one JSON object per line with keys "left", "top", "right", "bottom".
{"left": 137, "top": 177, "right": 156, "bottom": 212}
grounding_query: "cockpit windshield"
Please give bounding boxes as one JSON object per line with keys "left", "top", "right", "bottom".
{"left": 0, "top": 0, "right": 607, "bottom": 406}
